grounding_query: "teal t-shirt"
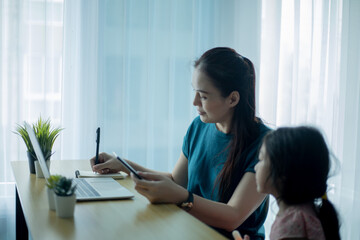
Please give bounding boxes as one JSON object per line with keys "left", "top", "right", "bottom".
{"left": 182, "top": 116, "right": 270, "bottom": 239}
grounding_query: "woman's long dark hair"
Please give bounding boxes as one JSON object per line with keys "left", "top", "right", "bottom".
{"left": 194, "top": 47, "right": 260, "bottom": 202}
{"left": 263, "top": 127, "right": 341, "bottom": 240}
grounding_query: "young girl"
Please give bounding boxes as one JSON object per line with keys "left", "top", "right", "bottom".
{"left": 253, "top": 126, "right": 341, "bottom": 240}
{"left": 91, "top": 47, "right": 270, "bottom": 239}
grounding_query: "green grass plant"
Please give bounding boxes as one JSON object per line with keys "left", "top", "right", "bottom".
{"left": 14, "top": 117, "right": 63, "bottom": 160}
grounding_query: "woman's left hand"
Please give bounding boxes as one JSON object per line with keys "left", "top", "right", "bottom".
{"left": 131, "top": 172, "right": 188, "bottom": 204}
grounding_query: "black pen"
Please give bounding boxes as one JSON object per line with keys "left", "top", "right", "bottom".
{"left": 95, "top": 127, "right": 100, "bottom": 165}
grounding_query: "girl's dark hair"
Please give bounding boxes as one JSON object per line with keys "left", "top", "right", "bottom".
{"left": 194, "top": 47, "right": 260, "bottom": 202}
{"left": 263, "top": 126, "right": 341, "bottom": 240}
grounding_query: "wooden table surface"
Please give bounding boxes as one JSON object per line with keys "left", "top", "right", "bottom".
{"left": 11, "top": 160, "right": 227, "bottom": 240}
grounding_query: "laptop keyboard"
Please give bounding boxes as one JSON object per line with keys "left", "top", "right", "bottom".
{"left": 75, "top": 178, "right": 100, "bottom": 198}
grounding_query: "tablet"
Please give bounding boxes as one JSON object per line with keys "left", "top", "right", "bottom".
{"left": 112, "top": 152, "right": 143, "bottom": 179}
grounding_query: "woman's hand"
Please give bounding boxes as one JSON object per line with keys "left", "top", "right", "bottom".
{"left": 90, "top": 152, "right": 125, "bottom": 174}
{"left": 131, "top": 172, "right": 188, "bottom": 204}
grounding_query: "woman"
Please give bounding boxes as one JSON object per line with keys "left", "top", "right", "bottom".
{"left": 91, "top": 47, "right": 270, "bottom": 239}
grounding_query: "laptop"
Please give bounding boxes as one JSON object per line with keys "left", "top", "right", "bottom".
{"left": 25, "top": 122, "right": 134, "bottom": 201}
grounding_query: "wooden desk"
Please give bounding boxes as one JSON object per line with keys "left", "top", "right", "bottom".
{"left": 12, "top": 160, "right": 227, "bottom": 240}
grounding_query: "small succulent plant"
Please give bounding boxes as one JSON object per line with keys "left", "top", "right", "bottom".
{"left": 54, "top": 176, "right": 77, "bottom": 196}
{"left": 46, "top": 175, "right": 62, "bottom": 189}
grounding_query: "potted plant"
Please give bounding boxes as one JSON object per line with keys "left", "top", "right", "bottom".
{"left": 54, "top": 176, "right": 77, "bottom": 218}
{"left": 14, "top": 117, "right": 63, "bottom": 175}
{"left": 46, "top": 174, "right": 62, "bottom": 211}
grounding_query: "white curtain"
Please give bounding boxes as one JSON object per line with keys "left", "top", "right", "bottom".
{"left": 1, "top": 1, "right": 64, "bottom": 239}
{"left": 1, "top": 0, "right": 359, "bottom": 239}
{"left": 259, "top": 0, "right": 360, "bottom": 239}
{"left": 59, "top": 0, "right": 262, "bottom": 172}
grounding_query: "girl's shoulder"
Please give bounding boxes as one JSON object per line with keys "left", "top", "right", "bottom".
{"left": 270, "top": 204, "right": 325, "bottom": 240}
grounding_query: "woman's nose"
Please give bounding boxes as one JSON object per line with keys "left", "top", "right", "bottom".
{"left": 193, "top": 92, "right": 200, "bottom": 106}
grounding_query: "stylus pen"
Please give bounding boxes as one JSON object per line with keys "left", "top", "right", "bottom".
{"left": 95, "top": 127, "right": 100, "bottom": 165}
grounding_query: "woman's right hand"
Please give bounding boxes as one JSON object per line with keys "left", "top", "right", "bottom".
{"left": 90, "top": 152, "right": 125, "bottom": 174}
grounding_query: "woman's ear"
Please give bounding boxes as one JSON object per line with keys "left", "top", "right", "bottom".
{"left": 228, "top": 91, "right": 240, "bottom": 107}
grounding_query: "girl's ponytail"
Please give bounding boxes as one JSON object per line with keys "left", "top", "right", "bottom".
{"left": 318, "top": 198, "right": 341, "bottom": 240}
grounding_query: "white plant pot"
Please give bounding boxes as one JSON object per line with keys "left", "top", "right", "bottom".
{"left": 47, "top": 187, "right": 56, "bottom": 211}
{"left": 54, "top": 194, "right": 76, "bottom": 218}
{"left": 34, "top": 160, "right": 50, "bottom": 178}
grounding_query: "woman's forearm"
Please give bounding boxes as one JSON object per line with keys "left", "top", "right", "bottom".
{"left": 187, "top": 173, "right": 267, "bottom": 232}
{"left": 124, "top": 159, "right": 172, "bottom": 179}
{"left": 188, "top": 195, "right": 250, "bottom": 231}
